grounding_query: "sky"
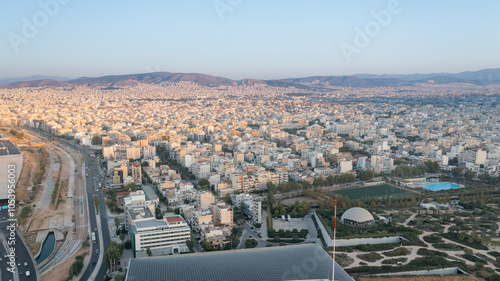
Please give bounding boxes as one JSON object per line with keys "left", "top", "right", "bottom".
{"left": 1, "top": 0, "right": 500, "bottom": 80}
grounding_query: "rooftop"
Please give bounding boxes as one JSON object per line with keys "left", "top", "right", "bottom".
{"left": 125, "top": 243, "right": 353, "bottom": 281}
{"left": 141, "top": 185, "right": 159, "bottom": 201}
{"left": 0, "top": 140, "right": 21, "bottom": 156}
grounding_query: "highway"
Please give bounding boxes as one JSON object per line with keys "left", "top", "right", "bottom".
{"left": 0, "top": 219, "right": 37, "bottom": 281}
{"left": 61, "top": 142, "right": 111, "bottom": 281}
{"left": 27, "top": 130, "right": 111, "bottom": 281}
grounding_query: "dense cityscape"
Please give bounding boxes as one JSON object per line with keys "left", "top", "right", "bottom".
{"left": 0, "top": 78, "right": 499, "bottom": 281}
{"left": 2, "top": 1, "right": 500, "bottom": 281}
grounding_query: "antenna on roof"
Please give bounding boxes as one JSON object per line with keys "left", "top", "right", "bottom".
{"left": 332, "top": 193, "right": 337, "bottom": 281}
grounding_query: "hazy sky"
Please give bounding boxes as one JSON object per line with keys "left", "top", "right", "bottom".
{"left": 1, "top": 0, "right": 499, "bottom": 80}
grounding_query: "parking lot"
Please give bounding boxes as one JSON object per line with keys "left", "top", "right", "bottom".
{"left": 273, "top": 216, "right": 312, "bottom": 231}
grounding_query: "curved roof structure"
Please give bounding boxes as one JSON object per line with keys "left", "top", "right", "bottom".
{"left": 341, "top": 207, "right": 374, "bottom": 224}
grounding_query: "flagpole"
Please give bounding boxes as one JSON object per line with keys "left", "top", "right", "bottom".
{"left": 333, "top": 194, "right": 337, "bottom": 281}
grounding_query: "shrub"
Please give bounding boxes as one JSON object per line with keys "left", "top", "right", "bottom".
{"left": 382, "top": 257, "right": 408, "bottom": 265}
{"left": 383, "top": 247, "right": 410, "bottom": 257}
{"left": 417, "top": 248, "right": 448, "bottom": 257}
{"left": 357, "top": 252, "right": 383, "bottom": 262}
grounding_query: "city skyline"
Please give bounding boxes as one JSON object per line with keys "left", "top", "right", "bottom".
{"left": 2, "top": 0, "right": 500, "bottom": 80}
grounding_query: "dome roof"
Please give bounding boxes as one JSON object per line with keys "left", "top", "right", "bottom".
{"left": 340, "top": 207, "right": 374, "bottom": 224}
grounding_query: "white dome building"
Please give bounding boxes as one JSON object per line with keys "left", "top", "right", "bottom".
{"left": 340, "top": 207, "right": 375, "bottom": 227}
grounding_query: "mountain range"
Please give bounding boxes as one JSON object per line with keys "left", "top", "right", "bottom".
{"left": 1, "top": 68, "right": 500, "bottom": 90}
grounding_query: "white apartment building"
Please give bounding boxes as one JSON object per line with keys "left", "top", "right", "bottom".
{"left": 192, "top": 161, "right": 210, "bottom": 179}
{"left": 129, "top": 213, "right": 191, "bottom": 257}
{"left": 232, "top": 194, "right": 262, "bottom": 224}
{"left": 339, "top": 160, "right": 352, "bottom": 173}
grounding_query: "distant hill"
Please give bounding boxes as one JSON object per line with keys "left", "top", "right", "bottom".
{"left": 69, "top": 72, "right": 236, "bottom": 87}
{"left": 1, "top": 68, "right": 500, "bottom": 89}
{"left": 0, "top": 79, "right": 72, "bottom": 89}
{"left": 0, "top": 75, "right": 71, "bottom": 86}
{"left": 353, "top": 68, "right": 500, "bottom": 84}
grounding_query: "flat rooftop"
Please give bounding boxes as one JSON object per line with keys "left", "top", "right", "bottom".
{"left": 0, "top": 140, "right": 21, "bottom": 156}
{"left": 133, "top": 214, "right": 187, "bottom": 231}
{"left": 128, "top": 206, "right": 154, "bottom": 221}
{"left": 141, "top": 185, "right": 159, "bottom": 201}
{"left": 126, "top": 243, "right": 353, "bottom": 281}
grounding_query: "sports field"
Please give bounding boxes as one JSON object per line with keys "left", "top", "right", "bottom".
{"left": 327, "top": 184, "right": 413, "bottom": 201}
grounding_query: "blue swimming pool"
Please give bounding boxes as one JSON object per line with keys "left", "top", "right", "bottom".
{"left": 420, "top": 182, "right": 462, "bottom": 191}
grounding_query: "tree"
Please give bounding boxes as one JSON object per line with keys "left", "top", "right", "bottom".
{"left": 267, "top": 192, "right": 275, "bottom": 206}
{"left": 146, "top": 247, "right": 152, "bottom": 256}
{"left": 223, "top": 193, "right": 232, "bottom": 204}
{"left": 198, "top": 178, "right": 210, "bottom": 189}
{"left": 358, "top": 170, "right": 375, "bottom": 181}
{"left": 231, "top": 238, "right": 240, "bottom": 249}
{"left": 186, "top": 239, "right": 195, "bottom": 252}
{"left": 104, "top": 241, "right": 123, "bottom": 268}
{"left": 71, "top": 258, "right": 84, "bottom": 276}
{"left": 119, "top": 233, "right": 125, "bottom": 241}
{"left": 124, "top": 240, "right": 132, "bottom": 249}
{"left": 91, "top": 135, "right": 102, "bottom": 145}
{"left": 245, "top": 238, "right": 258, "bottom": 248}
{"left": 451, "top": 167, "right": 463, "bottom": 178}
{"left": 155, "top": 207, "right": 162, "bottom": 219}
{"left": 424, "top": 161, "right": 440, "bottom": 173}
{"left": 266, "top": 182, "right": 278, "bottom": 194}
{"left": 464, "top": 169, "right": 475, "bottom": 181}
{"left": 313, "top": 177, "right": 325, "bottom": 187}
{"left": 201, "top": 241, "right": 212, "bottom": 251}
{"left": 273, "top": 209, "right": 280, "bottom": 218}
{"left": 123, "top": 182, "right": 137, "bottom": 191}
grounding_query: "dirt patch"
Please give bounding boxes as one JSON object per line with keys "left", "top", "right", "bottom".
{"left": 281, "top": 196, "right": 318, "bottom": 206}
{"left": 16, "top": 150, "right": 35, "bottom": 202}
{"left": 335, "top": 253, "right": 354, "bottom": 267}
{"left": 22, "top": 230, "right": 41, "bottom": 256}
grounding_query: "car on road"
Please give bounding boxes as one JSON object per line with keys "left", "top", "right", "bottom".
{"left": 26, "top": 270, "right": 30, "bottom": 276}
{"left": 24, "top": 261, "right": 28, "bottom": 266}
{"left": 96, "top": 249, "right": 99, "bottom": 254}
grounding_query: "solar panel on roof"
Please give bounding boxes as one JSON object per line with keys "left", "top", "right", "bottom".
{"left": 126, "top": 244, "right": 353, "bottom": 281}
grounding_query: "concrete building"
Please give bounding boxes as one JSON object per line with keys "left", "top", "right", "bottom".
{"left": 132, "top": 163, "right": 142, "bottom": 184}
{"left": 232, "top": 193, "right": 262, "bottom": 224}
{"left": 198, "top": 192, "right": 215, "bottom": 209}
{"left": 129, "top": 212, "right": 191, "bottom": 257}
{"left": 125, "top": 243, "right": 353, "bottom": 281}
{"left": 192, "top": 161, "right": 210, "bottom": 179}
{"left": 0, "top": 139, "right": 22, "bottom": 202}
{"left": 212, "top": 202, "right": 233, "bottom": 229}
{"left": 339, "top": 160, "right": 352, "bottom": 173}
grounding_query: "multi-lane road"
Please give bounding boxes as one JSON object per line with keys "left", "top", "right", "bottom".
{"left": 5, "top": 129, "right": 111, "bottom": 281}
{"left": 0, "top": 217, "right": 37, "bottom": 281}
{"left": 60, "top": 142, "right": 111, "bottom": 281}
